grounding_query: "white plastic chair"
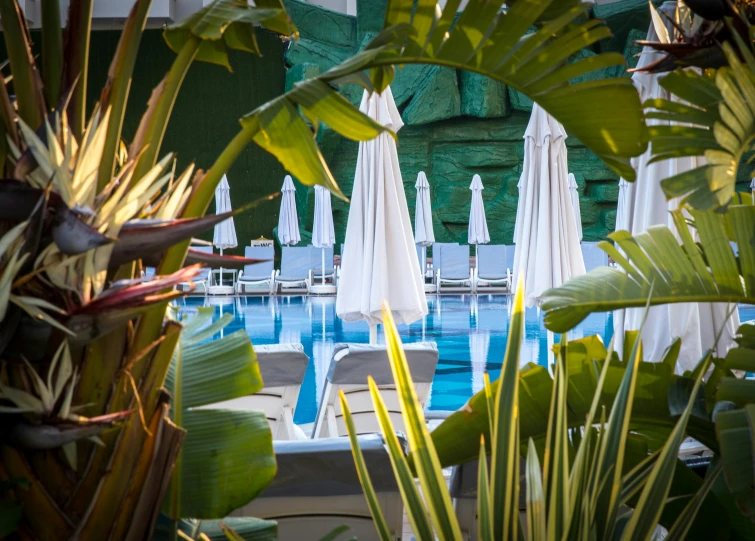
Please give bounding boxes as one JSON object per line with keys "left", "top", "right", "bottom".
{"left": 473, "top": 244, "right": 511, "bottom": 292}
{"left": 436, "top": 244, "right": 473, "bottom": 292}
{"left": 275, "top": 245, "right": 312, "bottom": 293}
{"left": 237, "top": 246, "right": 276, "bottom": 294}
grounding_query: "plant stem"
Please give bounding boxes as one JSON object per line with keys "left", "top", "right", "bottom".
{"left": 41, "top": 0, "right": 63, "bottom": 109}
{"left": 0, "top": 0, "right": 44, "bottom": 129}
{"left": 130, "top": 127, "right": 255, "bottom": 358}
{"left": 97, "top": 0, "right": 154, "bottom": 191}
{"left": 132, "top": 35, "right": 200, "bottom": 182}
{"left": 64, "top": 0, "right": 94, "bottom": 138}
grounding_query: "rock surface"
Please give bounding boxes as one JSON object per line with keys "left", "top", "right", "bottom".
{"left": 278, "top": 0, "right": 661, "bottom": 250}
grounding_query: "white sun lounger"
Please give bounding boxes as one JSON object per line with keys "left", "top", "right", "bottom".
{"left": 275, "top": 245, "right": 311, "bottom": 293}
{"left": 581, "top": 241, "right": 609, "bottom": 272}
{"left": 436, "top": 244, "right": 473, "bottom": 292}
{"left": 312, "top": 342, "right": 439, "bottom": 439}
{"left": 474, "top": 244, "right": 511, "bottom": 292}
{"left": 232, "top": 434, "right": 404, "bottom": 540}
{"left": 200, "top": 344, "right": 309, "bottom": 440}
{"left": 178, "top": 245, "right": 212, "bottom": 294}
{"left": 237, "top": 246, "right": 276, "bottom": 294}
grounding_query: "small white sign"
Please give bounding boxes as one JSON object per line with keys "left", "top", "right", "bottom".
{"left": 250, "top": 239, "right": 274, "bottom": 248}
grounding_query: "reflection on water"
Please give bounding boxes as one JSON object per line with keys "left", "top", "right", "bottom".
{"left": 177, "top": 294, "right": 615, "bottom": 425}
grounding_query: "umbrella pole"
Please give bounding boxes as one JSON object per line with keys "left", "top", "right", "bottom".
{"left": 321, "top": 248, "right": 326, "bottom": 285}
{"left": 547, "top": 329, "right": 555, "bottom": 376}
{"left": 369, "top": 324, "right": 377, "bottom": 344}
{"left": 220, "top": 247, "right": 224, "bottom": 288}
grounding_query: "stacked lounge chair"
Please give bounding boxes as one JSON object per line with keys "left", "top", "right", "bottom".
{"left": 312, "top": 342, "right": 439, "bottom": 438}
{"left": 201, "top": 344, "right": 309, "bottom": 440}
{"left": 237, "top": 245, "right": 276, "bottom": 294}
{"left": 275, "top": 245, "right": 312, "bottom": 293}
{"left": 436, "top": 244, "right": 474, "bottom": 292}
{"left": 473, "top": 244, "right": 511, "bottom": 292}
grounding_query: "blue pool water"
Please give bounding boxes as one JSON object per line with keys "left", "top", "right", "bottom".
{"left": 178, "top": 296, "right": 755, "bottom": 425}
{"left": 178, "top": 295, "right": 619, "bottom": 424}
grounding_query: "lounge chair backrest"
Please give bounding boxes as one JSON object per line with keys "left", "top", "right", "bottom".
{"left": 279, "top": 246, "right": 311, "bottom": 280}
{"left": 190, "top": 245, "right": 213, "bottom": 278}
{"left": 439, "top": 244, "right": 470, "bottom": 280}
{"left": 327, "top": 343, "right": 438, "bottom": 385}
{"left": 432, "top": 242, "right": 458, "bottom": 270}
{"left": 243, "top": 246, "right": 274, "bottom": 280}
{"left": 233, "top": 434, "right": 405, "bottom": 539}
{"left": 314, "top": 342, "right": 438, "bottom": 439}
{"left": 310, "top": 245, "right": 335, "bottom": 275}
{"left": 477, "top": 244, "right": 507, "bottom": 280}
{"left": 581, "top": 242, "right": 608, "bottom": 272}
{"left": 200, "top": 344, "right": 309, "bottom": 440}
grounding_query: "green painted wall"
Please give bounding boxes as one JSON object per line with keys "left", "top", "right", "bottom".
{"left": 87, "top": 29, "right": 287, "bottom": 254}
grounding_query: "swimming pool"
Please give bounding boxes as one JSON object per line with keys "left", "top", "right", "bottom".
{"left": 178, "top": 294, "right": 624, "bottom": 424}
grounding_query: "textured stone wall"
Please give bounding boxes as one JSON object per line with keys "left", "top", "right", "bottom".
{"left": 279, "top": 0, "right": 665, "bottom": 248}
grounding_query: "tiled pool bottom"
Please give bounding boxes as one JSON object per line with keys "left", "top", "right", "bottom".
{"left": 178, "top": 295, "right": 618, "bottom": 425}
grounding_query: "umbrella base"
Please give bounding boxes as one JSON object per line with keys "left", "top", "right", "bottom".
{"left": 207, "top": 285, "right": 235, "bottom": 296}
{"left": 310, "top": 284, "right": 336, "bottom": 295}
{"left": 424, "top": 283, "right": 436, "bottom": 294}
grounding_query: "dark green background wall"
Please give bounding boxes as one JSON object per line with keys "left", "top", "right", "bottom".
{"left": 87, "top": 29, "right": 287, "bottom": 254}
{"left": 3, "top": 27, "right": 287, "bottom": 256}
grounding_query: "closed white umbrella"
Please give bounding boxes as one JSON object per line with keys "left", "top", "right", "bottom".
{"left": 414, "top": 171, "right": 435, "bottom": 281}
{"left": 615, "top": 178, "right": 634, "bottom": 232}
{"left": 336, "top": 87, "right": 427, "bottom": 341}
{"left": 751, "top": 177, "right": 755, "bottom": 201}
{"left": 568, "top": 173, "right": 583, "bottom": 241}
{"left": 414, "top": 172, "right": 435, "bottom": 245}
{"left": 213, "top": 174, "right": 237, "bottom": 291}
{"left": 468, "top": 174, "right": 490, "bottom": 263}
{"left": 613, "top": 3, "right": 738, "bottom": 371}
{"left": 512, "top": 103, "right": 585, "bottom": 307}
{"left": 312, "top": 185, "right": 335, "bottom": 287}
{"left": 278, "top": 175, "right": 300, "bottom": 246}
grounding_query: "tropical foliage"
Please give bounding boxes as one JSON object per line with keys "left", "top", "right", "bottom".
{"left": 343, "top": 287, "right": 730, "bottom": 540}
{"left": 164, "top": 308, "right": 275, "bottom": 521}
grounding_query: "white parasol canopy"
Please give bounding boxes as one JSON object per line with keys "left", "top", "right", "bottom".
{"left": 414, "top": 171, "right": 435, "bottom": 246}
{"left": 512, "top": 103, "right": 585, "bottom": 307}
{"left": 278, "top": 175, "right": 300, "bottom": 246}
{"left": 336, "top": 87, "right": 427, "bottom": 333}
{"left": 468, "top": 174, "right": 490, "bottom": 246}
{"left": 568, "top": 173, "right": 583, "bottom": 241}
{"left": 312, "top": 184, "right": 335, "bottom": 286}
{"left": 615, "top": 178, "right": 634, "bottom": 232}
{"left": 613, "top": 3, "right": 739, "bottom": 371}
{"left": 213, "top": 174, "right": 237, "bottom": 289}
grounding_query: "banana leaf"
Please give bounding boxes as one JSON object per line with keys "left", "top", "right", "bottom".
{"left": 236, "top": 0, "right": 647, "bottom": 198}
{"left": 645, "top": 41, "right": 755, "bottom": 209}
{"left": 164, "top": 308, "right": 276, "bottom": 520}
{"left": 541, "top": 205, "right": 755, "bottom": 333}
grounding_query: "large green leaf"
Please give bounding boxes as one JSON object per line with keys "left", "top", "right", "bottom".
{"left": 647, "top": 41, "right": 755, "bottom": 209}
{"left": 163, "top": 0, "right": 285, "bottom": 70}
{"left": 164, "top": 308, "right": 275, "bottom": 520}
{"left": 237, "top": 0, "right": 647, "bottom": 196}
{"left": 541, "top": 205, "right": 755, "bottom": 333}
